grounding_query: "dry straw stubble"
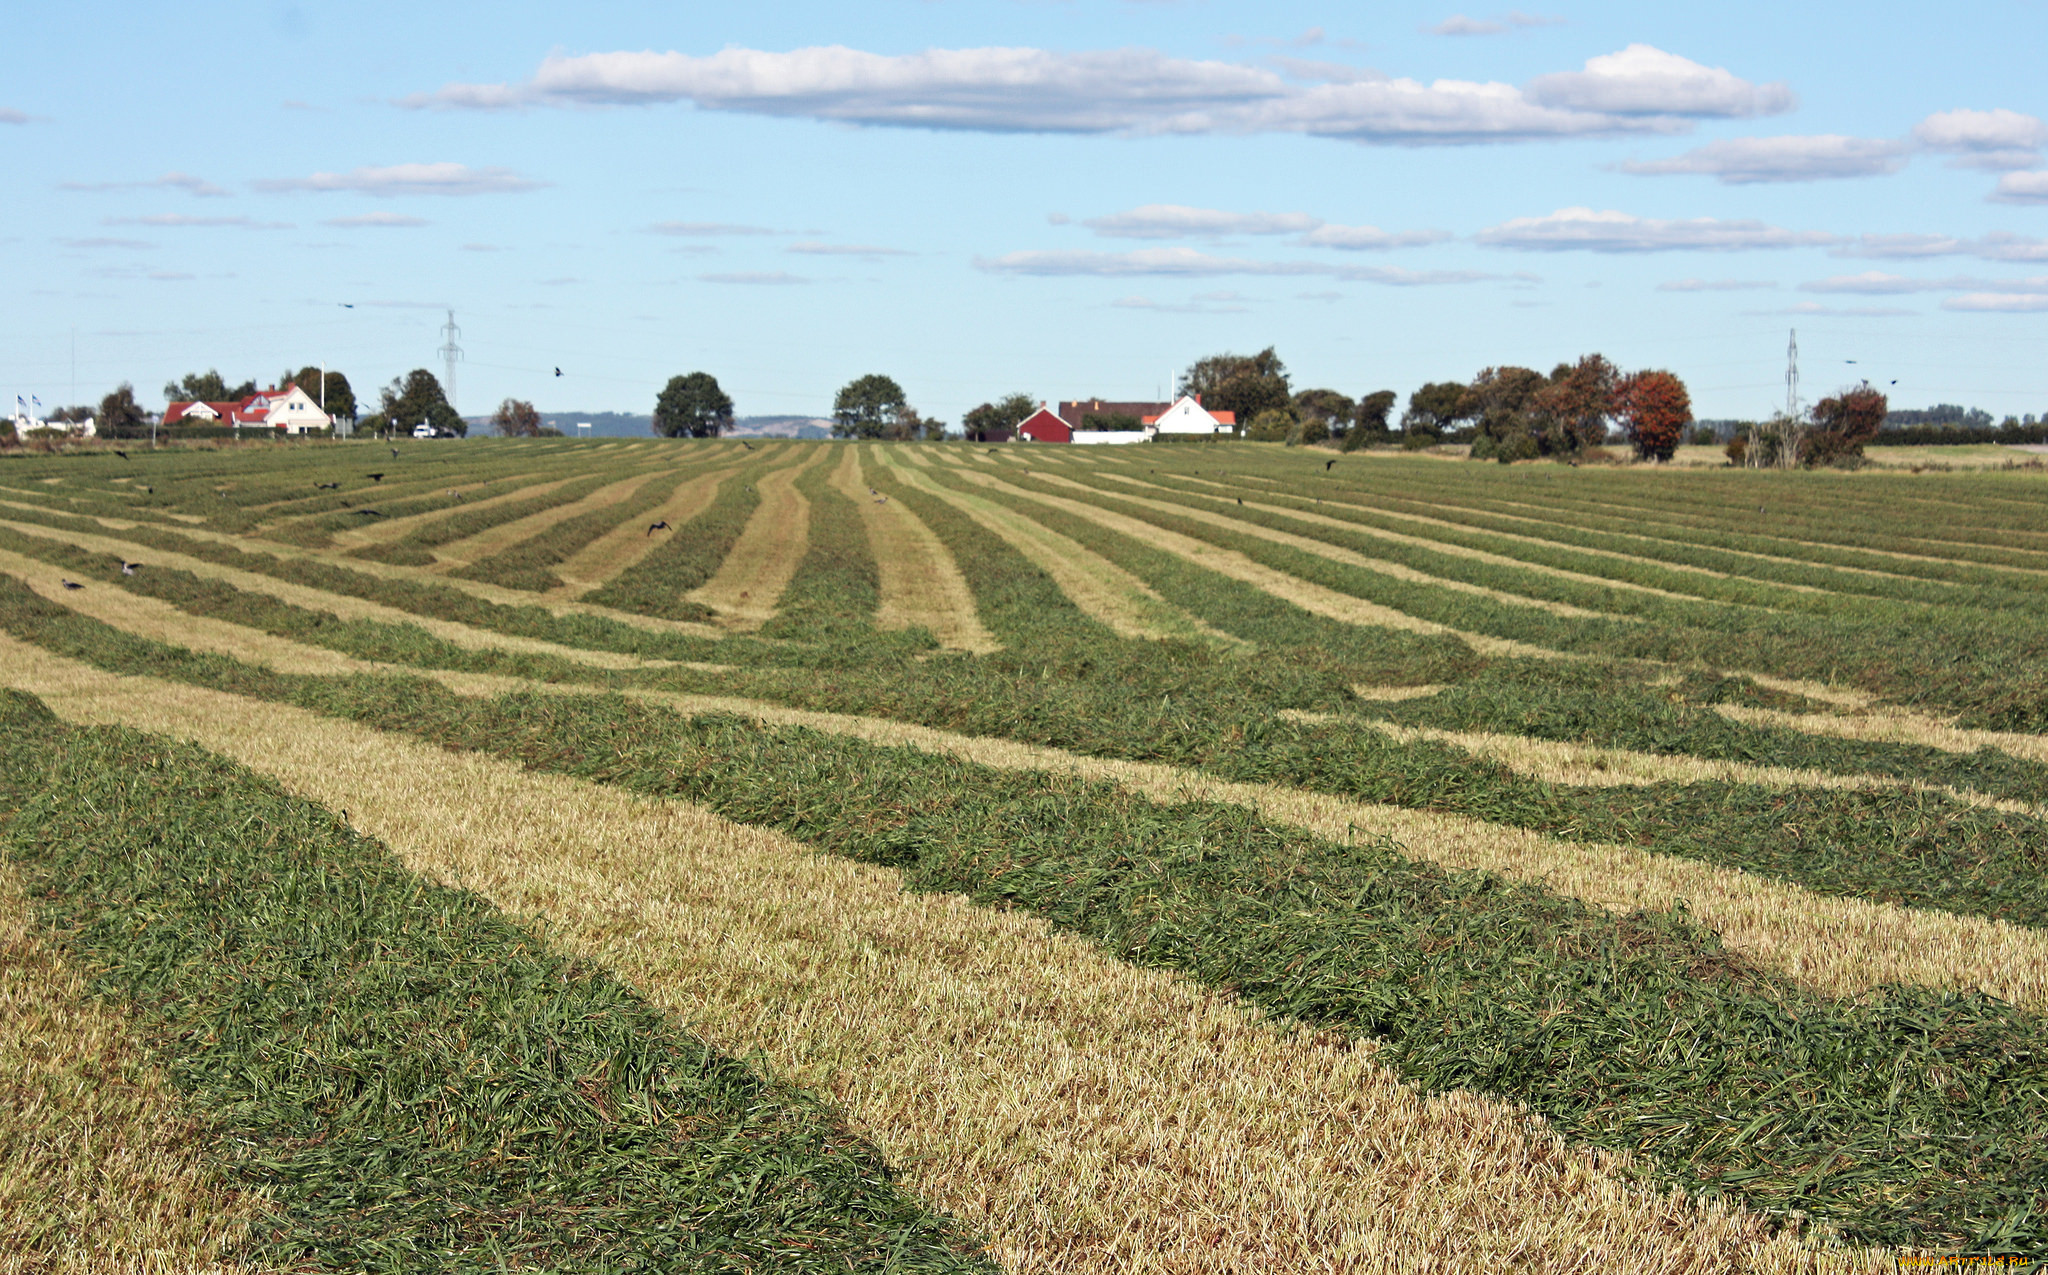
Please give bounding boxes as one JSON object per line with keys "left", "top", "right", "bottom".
{"left": 835, "top": 448, "right": 997, "bottom": 653}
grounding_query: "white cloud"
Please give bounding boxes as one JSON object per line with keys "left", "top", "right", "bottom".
{"left": 1991, "top": 171, "right": 2048, "bottom": 204}
{"left": 1083, "top": 204, "right": 1319, "bottom": 238}
{"left": 326, "top": 212, "right": 430, "bottom": 227}
{"left": 1298, "top": 222, "right": 1452, "bottom": 249}
{"left": 256, "top": 163, "right": 542, "bottom": 196}
{"left": 1525, "top": 45, "right": 1793, "bottom": 118}
{"left": 1913, "top": 108, "right": 2048, "bottom": 170}
{"left": 1799, "top": 271, "right": 1957, "bottom": 294}
{"left": 1475, "top": 207, "right": 1834, "bottom": 252}
{"left": 975, "top": 246, "right": 1492, "bottom": 284}
{"left": 787, "top": 242, "right": 909, "bottom": 257}
{"left": 1620, "top": 135, "right": 1907, "bottom": 184}
{"left": 62, "top": 171, "right": 229, "bottom": 198}
{"left": 1427, "top": 11, "right": 1560, "bottom": 36}
{"left": 649, "top": 221, "right": 779, "bottom": 236}
{"left": 415, "top": 42, "right": 1786, "bottom": 144}
{"left": 1657, "top": 278, "right": 1775, "bottom": 291}
{"left": 63, "top": 237, "right": 153, "bottom": 250}
{"left": 1780, "top": 302, "right": 1916, "bottom": 317}
{"left": 107, "top": 214, "right": 292, "bottom": 229}
{"left": 1836, "top": 231, "right": 2048, "bottom": 262}
{"left": 1944, "top": 292, "right": 2048, "bottom": 312}
{"left": 1112, "top": 291, "right": 1252, "bottom": 313}
{"left": 699, "top": 270, "right": 808, "bottom": 284}
{"left": 0, "top": 108, "right": 29, "bottom": 124}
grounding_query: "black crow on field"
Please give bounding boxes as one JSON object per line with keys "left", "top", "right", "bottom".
{"left": 141, "top": 485, "right": 152, "bottom": 494}
{"left": 121, "top": 562, "right": 139, "bottom": 576}
{"left": 114, "top": 450, "right": 129, "bottom": 460}
{"left": 367, "top": 473, "right": 385, "bottom": 482}
{"left": 316, "top": 481, "right": 339, "bottom": 490}
{"left": 61, "top": 580, "right": 83, "bottom": 590}
{"left": 353, "top": 509, "right": 381, "bottom": 517}
{"left": 647, "top": 520, "right": 670, "bottom": 536}
{"left": 1236, "top": 497, "right": 1243, "bottom": 505}
{"left": 390, "top": 447, "right": 400, "bottom": 460}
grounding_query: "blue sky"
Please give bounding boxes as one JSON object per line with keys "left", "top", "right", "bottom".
{"left": 5, "top": 0, "right": 2046, "bottom": 425}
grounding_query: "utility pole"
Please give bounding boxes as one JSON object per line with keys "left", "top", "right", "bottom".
{"left": 438, "top": 310, "right": 463, "bottom": 417}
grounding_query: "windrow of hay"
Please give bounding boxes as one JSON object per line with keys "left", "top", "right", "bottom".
{"left": 914, "top": 463, "right": 1552, "bottom": 659}
{"left": 327, "top": 476, "right": 577, "bottom": 551}
{"left": 1100, "top": 472, "right": 1738, "bottom": 608}
{"left": 414, "top": 668, "right": 2048, "bottom": 1015}
{"left": 7, "top": 649, "right": 1886, "bottom": 1275}
{"left": 1281, "top": 709, "right": 2047, "bottom": 818}
{"left": 0, "top": 511, "right": 725, "bottom": 642}
{"left": 427, "top": 472, "right": 659, "bottom": 572}
{"left": 0, "top": 517, "right": 702, "bottom": 671}
{"left": 1023, "top": 469, "right": 1619, "bottom": 621}
{"left": 883, "top": 457, "right": 1244, "bottom": 649}
{"left": 834, "top": 449, "right": 996, "bottom": 652}
{"left": 0, "top": 857, "right": 267, "bottom": 1275}
{"left": 686, "top": 452, "right": 819, "bottom": 629}
{"left": 547, "top": 465, "right": 738, "bottom": 598}
{"left": 1717, "top": 701, "right": 2048, "bottom": 767}
{"left": 0, "top": 552, "right": 375, "bottom": 677}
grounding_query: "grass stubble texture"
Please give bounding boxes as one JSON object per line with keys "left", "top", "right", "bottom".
{"left": 0, "top": 690, "right": 992, "bottom": 1273}
{"left": 6, "top": 439, "right": 2048, "bottom": 1262}
{"left": 15, "top": 647, "right": 1890, "bottom": 1274}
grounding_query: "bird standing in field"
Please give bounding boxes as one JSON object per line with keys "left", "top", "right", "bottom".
{"left": 316, "top": 481, "right": 339, "bottom": 490}
{"left": 1236, "top": 497, "right": 1243, "bottom": 505}
{"left": 646, "top": 520, "right": 670, "bottom": 536}
{"left": 874, "top": 494, "right": 887, "bottom": 503}
{"left": 390, "top": 447, "right": 400, "bottom": 460}
{"left": 367, "top": 473, "right": 385, "bottom": 482}
{"left": 61, "top": 580, "right": 83, "bottom": 590}
{"left": 141, "top": 485, "right": 152, "bottom": 494}
{"left": 353, "top": 509, "right": 381, "bottom": 517}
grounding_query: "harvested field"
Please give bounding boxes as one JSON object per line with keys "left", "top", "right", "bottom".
{"left": 0, "top": 434, "right": 2041, "bottom": 1264}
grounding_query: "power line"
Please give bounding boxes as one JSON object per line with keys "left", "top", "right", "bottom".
{"left": 437, "top": 310, "right": 463, "bottom": 414}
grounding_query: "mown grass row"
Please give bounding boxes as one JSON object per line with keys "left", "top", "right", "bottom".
{"left": 13, "top": 640, "right": 2039, "bottom": 1253}
{"left": 0, "top": 689, "right": 993, "bottom": 1273}
{"left": 454, "top": 466, "right": 695, "bottom": 591}
{"left": 344, "top": 470, "right": 637, "bottom": 566}
{"left": 10, "top": 480, "right": 2048, "bottom": 931}
{"left": 582, "top": 457, "right": 777, "bottom": 621}
{"left": 757, "top": 455, "right": 895, "bottom": 645}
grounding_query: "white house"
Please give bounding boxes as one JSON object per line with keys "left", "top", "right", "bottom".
{"left": 1144, "top": 396, "right": 1235, "bottom": 437}
{"left": 163, "top": 384, "right": 332, "bottom": 435}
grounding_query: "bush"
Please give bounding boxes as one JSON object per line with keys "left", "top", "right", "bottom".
{"left": 1245, "top": 409, "right": 1295, "bottom": 442}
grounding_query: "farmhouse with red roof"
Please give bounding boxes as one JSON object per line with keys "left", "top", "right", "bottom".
{"left": 164, "top": 383, "right": 332, "bottom": 435}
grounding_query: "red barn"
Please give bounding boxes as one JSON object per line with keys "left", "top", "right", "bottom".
{"left": 1017, "top": 406, "right": 1071, "bottom": 443}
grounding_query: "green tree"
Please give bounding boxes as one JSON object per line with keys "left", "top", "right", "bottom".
{"left": 492, "top": 398, "right": 544, "bottom": 437}
{"left": 963, "top": 392, "right": 1036, "bottom": 440}
{"left": 1527, "top": 354, "right": 1619, "bottom": 455}
{"left": 1464, "top": 365, "right": 1547, "bottom": 458}
{"left": 888, "top": 404, "right": 947, "bottom": 441}
{"left": 1180, "top": 347, "right": 1290, "bottom": 433}
{"left": 653, "top": 372, "right": 734, "bottom": 438}
{"left": 1344, "top": 390, "right": 1398, "bottom": 452}
{"left": 1400, "top": 381, "right": 1470, "bottom": 442}
{"left": 832, "top": 374, "right": 907, "bottom": 440}
{"left": 96, "top": 382, "right": 151, "bottom": 439}
{"left": 379, "top": 369, "right": 465, "bottom": 437}
{"left": 163, "top": 369, "right": 256, "bottom": 404}
{"left": 1245, "top": 408, "right": 1298, "bottom": 442}
{"left": 1292, "top": 388, "right": 1353, "bottom": 443}
{"left": 283, "top": 366, "right": 356, "bottom": 421}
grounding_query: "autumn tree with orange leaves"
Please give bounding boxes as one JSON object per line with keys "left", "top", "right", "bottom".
{"left": 1616, "top": 370, "right": 1693, "bottom": 462}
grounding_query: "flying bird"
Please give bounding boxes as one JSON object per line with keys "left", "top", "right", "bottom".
{"left": 113, "top": 449, "right": 128, "bottom": 460}
{"left": 61, "top": 580, "right": 83, "bottom": 590}
{"left": 740, "top": 441, "right": 754, "bottom": 450}
{"left": 340, "top": 303, "right": 354, "bottom": 309}
{"left": 554, "top": 367, "right": 563, "bottom": 377}
{"left": 646, "top": 520, "right": 670, "bottom": 536}
{"left": 1324, "top": 459, "right": 1336, "bottom": 471}
{"left": 367, "top": 472, "right": 385, "bottom": 481}
{"left": 121, "top": 561, "right": 139, "bottom": 575}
